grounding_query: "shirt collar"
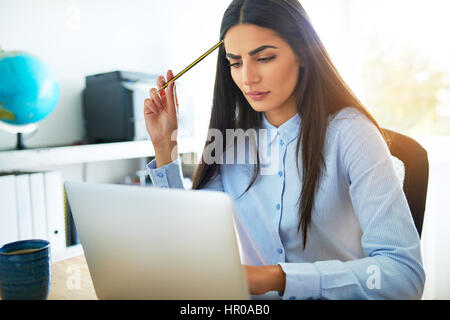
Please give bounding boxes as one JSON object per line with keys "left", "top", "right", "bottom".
{"left": 261, "top": 112, "right": 301, "bottom": 145}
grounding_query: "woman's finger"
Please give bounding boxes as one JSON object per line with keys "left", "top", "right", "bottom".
{"left": 157, "top": 75, "right": 166, "bottom": 90}
{"left": 144, "top": 98, "right": 159, "bottom": 115}
{"left": 165, "top": 70, "right": 176, "bottom": 112}
{"left": 157, "top": 76, "right": 167, "bottom": 104}
{"left": 149, "top": 88, "right": 163, "bottom": 111}
{"left": 157, "top": 76, "right": 167, "bottom": 105}
{"left": 174, "top": 82, "right": 179, "bottom": 114}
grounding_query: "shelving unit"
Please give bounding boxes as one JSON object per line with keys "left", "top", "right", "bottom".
{"left": 0, "top": 139, "right": 199, "bottom": 259}
{"left": 0, "top": 138, "right": 199, "bottom": 172}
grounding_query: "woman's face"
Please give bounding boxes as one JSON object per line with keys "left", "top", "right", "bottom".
{"left": 223, "top": 23, "right": 302, "bottom": 126}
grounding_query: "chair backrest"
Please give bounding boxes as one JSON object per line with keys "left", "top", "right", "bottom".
{"left": 383, "top": 129, "right": 429, "bottom": 237}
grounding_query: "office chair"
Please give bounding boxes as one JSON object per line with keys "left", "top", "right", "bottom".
{"left": 383, "top": 129, "right": 429, "bottom": 237}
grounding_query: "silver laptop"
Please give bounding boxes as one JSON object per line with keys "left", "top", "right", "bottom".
{"left": 64, "top": 181, "right": 250, "bottom": 300}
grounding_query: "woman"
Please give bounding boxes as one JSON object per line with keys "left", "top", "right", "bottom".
{"left": 143, "top": 0, "right": 425, "bottom": 300}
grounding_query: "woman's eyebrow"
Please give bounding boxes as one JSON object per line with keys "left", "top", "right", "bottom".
{"left": 226, "top": 45, "right": 278, "bottom": 59}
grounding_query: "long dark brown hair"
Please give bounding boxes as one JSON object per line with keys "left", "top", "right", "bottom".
{"left": 191, "top": 0, "right": 386, "bottom": 249}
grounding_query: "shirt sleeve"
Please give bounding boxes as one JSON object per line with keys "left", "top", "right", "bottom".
{"left": 146, "top": 157, "right": 185, "bottom": 189}
{"left": 279, "top": 112, "right": 425, "bottom": 300}
{"left": 146, "top": 157, "right": 225, "bottom": 192}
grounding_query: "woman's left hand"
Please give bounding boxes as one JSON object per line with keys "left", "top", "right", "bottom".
{"left": 243, "top": 265, "right": 286, "bottom": 296}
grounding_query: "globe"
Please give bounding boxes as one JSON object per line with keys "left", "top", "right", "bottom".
{"left": 0, "top": 49, "right": 60, "bottom": 126}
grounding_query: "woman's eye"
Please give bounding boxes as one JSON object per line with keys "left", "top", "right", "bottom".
{"left": 229, "top": 62, "right": 242, "bottom": 68}
{"left": 258, "top": 56, "right": 276, "bottom": 63}
{"left": 229, "top": 56, "right": 276, "bottom": 68}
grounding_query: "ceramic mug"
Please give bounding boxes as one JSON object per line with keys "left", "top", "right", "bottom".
{"left": 0, "top": 239, "right": 51, "bottom": 300}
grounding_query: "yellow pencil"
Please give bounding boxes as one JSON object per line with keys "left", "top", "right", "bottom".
{"left": 158, "top": 40, "right": 224, "bottom": 93}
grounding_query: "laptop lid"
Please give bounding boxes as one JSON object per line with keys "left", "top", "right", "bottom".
{"left": 64, "top": 181, "right": 250, "bottom": 300}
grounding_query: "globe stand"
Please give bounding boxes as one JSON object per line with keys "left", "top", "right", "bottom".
{"left": 17, "top": 132, "right": 25, "bottom": 150}
{"left": 0, "top": 121, "right": 38, "bottom": 150}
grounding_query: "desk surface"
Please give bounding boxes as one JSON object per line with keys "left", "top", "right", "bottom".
{"left": 49, "top": 254, "right": 97, "bottom": 300}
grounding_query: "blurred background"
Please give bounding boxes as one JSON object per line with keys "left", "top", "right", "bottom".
{"left": 0, "top": 0, "right": 448, "bottom": 299}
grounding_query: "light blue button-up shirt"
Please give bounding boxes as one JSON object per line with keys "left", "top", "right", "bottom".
{"left": 147, "top": 107, "right": 425, "bottom": 300}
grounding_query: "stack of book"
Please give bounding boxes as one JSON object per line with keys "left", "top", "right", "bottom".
{"left": 0, "top": 171, "right": 76, "bottom": 255}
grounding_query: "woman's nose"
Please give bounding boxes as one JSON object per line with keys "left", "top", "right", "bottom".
{"left": 242, "top": 63, "right": 261, "bottom": 86}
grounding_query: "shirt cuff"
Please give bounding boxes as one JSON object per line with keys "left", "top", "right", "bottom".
{"left": 277, "top": 262, "right": 321, "bottom": 300}
{"left": 146, "top": 157, "right": 185, "bottom": 189}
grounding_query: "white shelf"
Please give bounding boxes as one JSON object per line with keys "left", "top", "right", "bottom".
{"left": 0, "top": 138, "right": 199, "bottom": 172}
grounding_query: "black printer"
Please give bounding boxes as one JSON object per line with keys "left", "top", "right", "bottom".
{"left": 82, "top": 71, "right": 159, "bottom": 143}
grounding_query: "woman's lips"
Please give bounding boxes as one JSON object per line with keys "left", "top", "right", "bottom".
{"left": 247, "top": 91, "right": 270, "bottom": 101}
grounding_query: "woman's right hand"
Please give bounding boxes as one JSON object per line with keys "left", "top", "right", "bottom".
{"left": 144, "top": 70, "right": 179, "bottom": 160}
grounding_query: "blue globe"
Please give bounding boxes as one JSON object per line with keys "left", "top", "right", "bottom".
{"left": 0, "top": 50, "right": 59, "bottom": 126}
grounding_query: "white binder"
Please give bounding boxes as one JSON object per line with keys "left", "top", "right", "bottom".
{"left": 29, "top": 172, "right": 49, "bottom": 240}
{"left": 15, "top": 174, "right": 33, "bottom": 240}
{"left": 0, "top": 174, "right": 19, "bottom": 247}
{"left": 44, "top": 171, "right": 66, "bottom": 254}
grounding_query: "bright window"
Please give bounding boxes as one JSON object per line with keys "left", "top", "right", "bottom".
{"left": 303, "top": 0, "right": 450, "bottom": 300}
{"left": 303, "top": 0, "right": 450, "bottom": 136}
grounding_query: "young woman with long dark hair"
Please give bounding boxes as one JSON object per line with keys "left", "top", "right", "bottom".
{"left": 144, "top": 0, "right": 425, "bottom": 299}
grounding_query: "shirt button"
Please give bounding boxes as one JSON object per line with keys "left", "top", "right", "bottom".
{"left": 157, "top": 172, "right": 164, "bottom": 178}
{"left": 277, "top": 248, "right": 283, "bottom": 254}
{"left": 289, "top": 296, "right": 296, "bottom": 300}
{"left": 278, "top": 171, "right": 283, "bottom": 177}
{"left": 280, "top": 139, "right": 285, "bottom": 146}
{"left": 276, "top": 203, "right": 281, "bottom": 210}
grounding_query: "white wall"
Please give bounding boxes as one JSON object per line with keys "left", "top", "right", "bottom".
{"left": 0, "top": 0, "right": 229, "bottom": 151}
{"left": 418, "top": 137, "right": 450, "bottom": 300}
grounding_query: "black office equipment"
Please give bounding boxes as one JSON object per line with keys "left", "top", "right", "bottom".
{"left": 82, "top": 71, "right": 158, "bottom": 143}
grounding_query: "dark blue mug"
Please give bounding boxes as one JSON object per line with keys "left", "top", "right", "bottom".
{"left": 0, "top": 239, "right": 51, "bottom": 300}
